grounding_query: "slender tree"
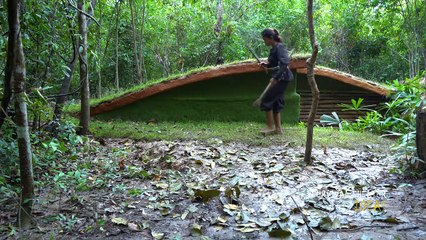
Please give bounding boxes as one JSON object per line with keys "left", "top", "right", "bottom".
{"left": 214, "top": 0, "right": 224, "bottom": 64}
{"left": 8, "top": 0, "right": 35, "bottom": 228}
{"left": 304, "top": 0, "right": 320, "bottom": 165}
{"left": 96, "top": 0, "right": 103, "bottom": 98}
{"left": 0, "top": 0, "right": 18, "bottom": 129}
{"left": 129, "top": 0, "right": 143, "bottom": 83}
{"left": 54, "top": 27, "right": 79, "bottom": 120}
{"left": 115, "top": 1, "right": 121, "bottom": 89}
{"left": 416, "top": 72, "right": 426, "bottom": 174}
{"left": 78, "top": 0, "right": 90, "bottom": 135}
{"left": 138, "top": 0, "right": 147, "bottom": 78}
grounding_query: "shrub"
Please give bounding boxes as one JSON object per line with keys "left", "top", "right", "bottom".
{"left": 320, "top": 72, "right": 426, "bottom": 172}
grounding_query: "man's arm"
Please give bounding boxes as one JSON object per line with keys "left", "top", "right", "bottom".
{"left": 271, "top": 45, "right": 290, "bottom": 80}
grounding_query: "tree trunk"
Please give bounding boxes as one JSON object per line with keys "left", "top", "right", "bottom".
{"left": 215, "top": 0, "right": 224, "bottom": 65}
{"left": 424, "top": 30, "right": 426, "bottom": 79}
{"left": 424, "top": 45, "right": 426, "bottom": 79}
{"left": 9, "top": 0, "right": 35, "bottom": 229}
{"left": 96, "top": 0, "right": 103, "bottom": 98}
{"left": 115, "top": 1, "right": 120, "bottom": 90}
{"left": 78, "top": 0, "right": 90, "bottom": 135}
{"left": 304, "top": 0, "right": 320, "bottom": 165}
{"left": 129, "top": 0, "right": 143, "bottom": 83}
{"left": 87, "top": 0, "right": 97, "bottom": 27}
{"left": 418, "top": 15, "right": 426, "bottom": 170}
{"left": 138, "top": 0, "right": 147, "bottom": 79}
{"left": 417, "top": 106, "right": 426, "bottom": 160}
{"left": 0, "top": 0, "right": 18, "bottom": 129}
{"left": 99, "top": 9, "right": 114, "bottom": 84}
{"left": 53, "top": 36, "right": 79, "bottom": 120}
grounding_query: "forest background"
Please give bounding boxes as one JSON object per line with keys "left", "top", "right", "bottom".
{"left": 1, "top": 0, "right": 425, "bottom": 100}
{"left": 0, "top": 0, "right": 426, "bottom": 235}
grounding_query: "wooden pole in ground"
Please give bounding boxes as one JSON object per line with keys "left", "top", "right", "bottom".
{"left": 304, "top": 0, "right": 320, "bottom": 165}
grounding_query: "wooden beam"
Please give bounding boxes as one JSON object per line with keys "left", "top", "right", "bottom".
{"left": 297, "top": 68, "right": 389, "bottom": 96}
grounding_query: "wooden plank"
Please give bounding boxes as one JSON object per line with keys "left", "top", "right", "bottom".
{"left": 297, "top": 68, "right": 390, "bottom": 96}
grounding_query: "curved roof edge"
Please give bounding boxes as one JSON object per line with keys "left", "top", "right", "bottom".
{"left": 91, "top": 58, "right": 308, "bottom": 115}
{"left": 296, "top": 67, "right": 390, "bottom": 96}
{"left": 90, "top": 59, "right": 390, "bottom": 116}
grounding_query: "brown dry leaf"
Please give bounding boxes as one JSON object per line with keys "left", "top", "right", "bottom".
{"left": 191, "top": 223, "right": 202, "bottom": 236}
{"left": 268, "top": 228, "right": 292, "bottom": 238}
{"left": 235, "top": 227, "right": 261, "bottom": 233}
{"left": 194, "top": 189, "right": 220, "bottom": 203}
{"left": 223, "top": 204, "right": 239, "bottom": 210}
{"left": 118, "top": 159, "right": 125, "bottom": 170}
{"left": 111, "top": 217, "right": 128, "bottom": 225}
{"left": 127, "top": 222, "right": 140, "bottom": 232}
{"left": 152, "top": 232, "right": 164, "bottom": 239}
{"left": 217, "top": 216, "right": 228, "bottom": 223}
{"left": 156, "top": 183, "right": 169, "bottom": 189}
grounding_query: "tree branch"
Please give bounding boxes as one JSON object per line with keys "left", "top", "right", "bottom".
{"left": 67, "top": 0, "right": 100, "bottom": 27}
{"left": 290, "top": 196, "right": 314, "bottom": 240}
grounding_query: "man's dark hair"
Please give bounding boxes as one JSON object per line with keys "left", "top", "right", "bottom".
{"left": 261, "top": 28, "right": 282, "bottom": 43}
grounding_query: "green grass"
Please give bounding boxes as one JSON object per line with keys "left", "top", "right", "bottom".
{"left": 64, "top": 55, "right": 311, "bottom": 114}
{"left": 92, "top": 73, "right": 301, "bottom": 123}
{"left": 86, "top": 119, "right": 393, "bottom": 150}
{"left": 64, "top": 66, "right": 220, "bottom": 113}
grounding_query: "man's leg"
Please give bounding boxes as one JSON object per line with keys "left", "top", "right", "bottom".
{"left": 261, "top": 110, "right": 275, "bottom": 133}
{"left": 273, "top": 112, "right": 283, "bottom": 134}
{"left": 271, "top": 81, "right": 288, "bottom": 134}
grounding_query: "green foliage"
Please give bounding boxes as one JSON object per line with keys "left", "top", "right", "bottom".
{"left": 320, "top": 73, "right": 426, "bottom": 171}
{"left": 55, "top": 214, "right": 78, "bottom": 231}
{"left": 338, "top": 98, "right": 372, "bottom": 112}
{"left": 3, "top": 0, "right": 422, "bottom": 102}
{"left": 0, "top": 119, "right": 92, "bottom": 197}
{"left": 0, "top": 120, "right": 20, "bottom": 186}
{"left": 320, "top": 112, "right": 344, "bottom": 131}
{"left": 26, "top": 87, "right": 53, "bottom": 125}
{"left": 355, "top": 111, "right": 392, "bottom": 133}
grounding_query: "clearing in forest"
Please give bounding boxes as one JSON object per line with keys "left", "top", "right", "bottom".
{"left": 1, "top": 124, "right": 425, "bottom": 240}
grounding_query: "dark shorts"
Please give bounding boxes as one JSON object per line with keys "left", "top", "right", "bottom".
{"left": 260, "top": 81, "right": 289, "bottom": 113}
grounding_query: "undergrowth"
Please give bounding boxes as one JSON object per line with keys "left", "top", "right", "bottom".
{"left": 320, "top": 72, "right": 426, "bottom": 176}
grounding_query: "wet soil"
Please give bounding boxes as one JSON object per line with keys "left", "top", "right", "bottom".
{"left": 1, "top": 139, "right": 425, "bottom": 239}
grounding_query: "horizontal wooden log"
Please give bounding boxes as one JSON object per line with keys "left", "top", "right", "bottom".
{"left": 297, "top": 68, "right": 390, "bottom": 96}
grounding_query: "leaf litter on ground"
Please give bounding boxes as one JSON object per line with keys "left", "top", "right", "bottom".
{"left": 1, "top": 139, "right": 425, "bottom": 239}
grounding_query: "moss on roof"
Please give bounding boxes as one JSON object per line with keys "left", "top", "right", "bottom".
{"left": 66, "top": 56, "right": 311, "bottom": 113}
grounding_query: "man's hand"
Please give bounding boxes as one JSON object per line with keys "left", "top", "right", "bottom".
{"left": 259, "top": 62, "right": 267, "bottom": 68}
{"left": 259, "top": 62, "right": 268, "bottom": 73}
{"left": 269, "top": 78, "right": 278, "bottom": 85}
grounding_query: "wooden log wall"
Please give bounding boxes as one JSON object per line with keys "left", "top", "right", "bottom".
{"left": 299, "top": 91, "right": 387, "bottom": 122}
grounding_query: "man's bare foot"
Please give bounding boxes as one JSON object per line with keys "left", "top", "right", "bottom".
{"left": 274, "top": 129, "right": 283, "bottom": 135}
{"left": 260, "top": 127, "right": 275, "bottom": 135}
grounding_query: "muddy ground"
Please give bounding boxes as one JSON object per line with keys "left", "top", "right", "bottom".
{"left": 1, "top": 139, "right": 426, "bottom": 239}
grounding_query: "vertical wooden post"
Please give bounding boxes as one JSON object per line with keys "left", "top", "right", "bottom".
{"left": 304, "top": 0, "right": 320, "bottom": 165}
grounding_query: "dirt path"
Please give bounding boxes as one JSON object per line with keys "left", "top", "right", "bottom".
{"left": 1, "top": 139, "right": 425, "bottom": 239}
